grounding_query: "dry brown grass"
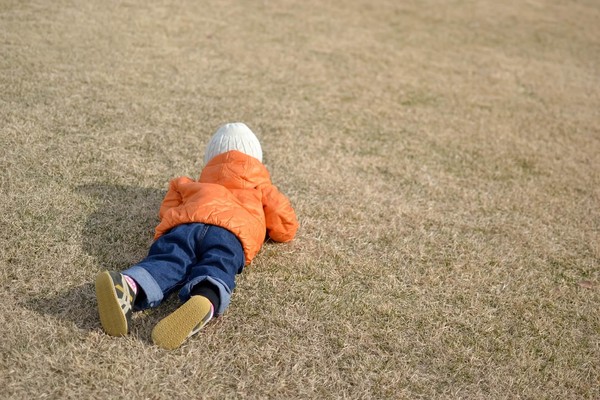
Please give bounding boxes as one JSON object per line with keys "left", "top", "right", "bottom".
{"left": 1, "top": 0, "right": 599, "bottom": 398}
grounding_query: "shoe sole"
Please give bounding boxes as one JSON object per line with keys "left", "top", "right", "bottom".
{"left": 152, "top": 296, "right": 212, "bottom": 350}
{"left": 95, "top": 271, "right": 128, "bottom": 336}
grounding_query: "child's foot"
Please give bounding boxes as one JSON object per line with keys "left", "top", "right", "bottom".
{"left": 95, "top": 271, "right": 136, "bottom": 336}
{"left": 151, "top": 296, "right": 214, "bottom": 350}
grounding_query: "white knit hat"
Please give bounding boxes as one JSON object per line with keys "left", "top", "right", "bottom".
{"left": 203, "top": 122, "right": 263, "bottom": 164}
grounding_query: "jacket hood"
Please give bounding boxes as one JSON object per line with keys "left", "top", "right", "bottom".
{"left": 199, "top": 150, "right": 271, "bottom": 189}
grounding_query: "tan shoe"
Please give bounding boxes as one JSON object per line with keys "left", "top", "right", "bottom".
{"left": 152, "top": 296, "right": 214, "bottom": 350}
{"left": 95, "top": 271, "right": 136, "bottom": 336}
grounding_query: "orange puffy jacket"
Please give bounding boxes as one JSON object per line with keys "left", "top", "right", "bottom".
{"left": 154, "top": 150, "right": 298, "bottom": 265}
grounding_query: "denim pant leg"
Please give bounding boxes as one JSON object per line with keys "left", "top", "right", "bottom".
{"left": 122, "top": 223, "right": 205, "bottom": 310}
{"left": 178, "top": 225, "right": 245, "bottom": 315}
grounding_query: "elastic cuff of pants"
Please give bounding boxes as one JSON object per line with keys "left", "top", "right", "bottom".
{"left": 191, "top": 282, "right": 222, "bottom": 312}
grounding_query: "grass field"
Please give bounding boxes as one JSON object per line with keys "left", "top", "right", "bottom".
{"left": 1, "top": 0, "right": 599, "bottom": 398}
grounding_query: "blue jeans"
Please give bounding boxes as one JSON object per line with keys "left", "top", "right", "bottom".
{"left": 123, "top": 223, "right": 245, "bottom": 315}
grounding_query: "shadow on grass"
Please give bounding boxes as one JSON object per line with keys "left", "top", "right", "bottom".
{"left": 26, "top": 183, "right": 169, "bottom": 338}
{"left": 26, "top": 282, "right": 181, "bottom": 343}
{"left": 78, "top": 183, "right": 166, "bottom": 271}
{"left": 27, "top": 282, "right": 99, "bottom": 332}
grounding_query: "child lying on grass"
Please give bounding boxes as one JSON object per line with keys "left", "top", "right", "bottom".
{"left": 95, "top": 122, "right": 299, "bottom": 349}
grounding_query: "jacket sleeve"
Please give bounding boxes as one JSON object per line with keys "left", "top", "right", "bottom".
{"left": 158, "top": 177, "right": 193, "bottom": 220}
{"left": 261, "top": 184, "right": 299, "bottom": 243}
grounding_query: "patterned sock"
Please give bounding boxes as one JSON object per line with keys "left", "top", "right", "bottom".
{"left": 123, "top": 274, "right": 138, "bottom": 295}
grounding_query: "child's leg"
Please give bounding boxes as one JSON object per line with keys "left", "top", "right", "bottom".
{"left": 183, "top": 224, "right": 245, "bottom": 315}
{"left": 121, "top": 223, "right": 212, "bottom": 310}
{"left": 95, "top": 223, "right": 208, "bottom": 336}
{"left": 151, "top": 225, "right": 244, "bottom": 349}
